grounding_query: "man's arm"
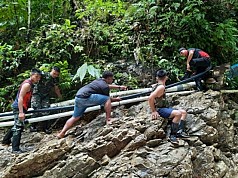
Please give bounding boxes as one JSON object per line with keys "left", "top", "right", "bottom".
{"left": 108, "top": 84, "right": 127, "bottom": 90}
{"left": 110, "top": 97, "right": 121, "bottom": 102}
{"left": 187, "top": 50, "right": 194, "bottom": 71}
{"left": 108, "top": 84, "right": 127, "bottom": 102}
{"left": 148, "top": 85, "right": 165, "bottom": 119}
{"left": 54, "top": 85, "right": 62, "bottom": 99}
{"left": 18, "top": 83, "right": 31, "bottom": 121}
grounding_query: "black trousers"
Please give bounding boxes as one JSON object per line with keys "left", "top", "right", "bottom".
{"left": 189, "top": 57, "right": 211, "bottom": 90}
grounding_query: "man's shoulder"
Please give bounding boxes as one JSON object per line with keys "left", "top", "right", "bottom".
{"left": 151, "top": 84, "right": 165, "bottom": 95}
{"left": 21, "top": 79, "right": 33, "bottom": 87}
{"left": 40, "top": 72, "right": 52, "bottom": 82}
{"left": 92, "top": 78, "right": 105, "bottom": 84}
{"left": 20, "top": 81, "right": 32, "bottom": 92}
{"left": 43, "top": 72, "right": 51, "bottom": 78}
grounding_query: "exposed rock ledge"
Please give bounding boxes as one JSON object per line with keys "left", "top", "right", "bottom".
{"left": 0, "top": 90, "right": 238, "bottom": 178}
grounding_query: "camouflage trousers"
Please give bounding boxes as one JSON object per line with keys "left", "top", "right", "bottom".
{"left": 2, "top": 109, "right": 24, "bottom": 148}
{"left": 11, "top": 109, "right": 24, "bottom": 151}
{"left": 31, "top": 93, "right": 50, "bottom": 117}
{"left": 31, "top": 94, "right": 51, "bottom": 130}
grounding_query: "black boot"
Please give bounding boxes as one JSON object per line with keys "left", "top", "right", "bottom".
{"left": 169, "top": 122, "right": 179, "bottom": 145}
{"left": 43, "top": 121, "right": 52, "bottom": 134}
{"left": 12, "top": 131, "right": 24, "bottom": 153}
{"left": 177, "top": 120, "right": 189, "bottom": 138}
{"left": 195, "top": 79, "right": 204, "bottom": 91}
{"left": 2, "top": 128, "right": 13, "bottom": 145}
{"left": 30, "top": 124, "right": 38, "bottom": 132}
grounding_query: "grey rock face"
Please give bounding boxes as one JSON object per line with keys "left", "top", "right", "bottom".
{"left": 0, "top": 91, "right": 237, "bottom": 178}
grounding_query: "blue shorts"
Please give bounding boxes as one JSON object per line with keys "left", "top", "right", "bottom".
{"left": 157, "top": 108, "right": 175, "bottom": 119}
{"left": 73, "top": 94, "right": 109, "bottom": 118}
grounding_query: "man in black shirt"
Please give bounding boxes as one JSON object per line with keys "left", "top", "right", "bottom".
{"left": 179, "top": 47, "right": 211, "bottom": 91}
{"left": 57, "top": 71, "right": 127, "bottom": 139}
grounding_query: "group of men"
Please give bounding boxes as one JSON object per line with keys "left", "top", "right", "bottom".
{"left": 2, "top": 67, "right": 62, "bottom": 153}
{"left": 1, "top": 47, "right": 211, "bottom": 153}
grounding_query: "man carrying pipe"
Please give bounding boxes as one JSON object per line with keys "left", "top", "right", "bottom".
{"left": 2, "top": 69, "right": 42, "bottom": 154}
{"left": 148, "top": 69, "right": 189, "bottom": 145}
{"left": 56, "top": 71, "right": 127, "bottom": 139}
{"left": 30, "top": 66, "right": 62, "bottom": 134}
{"left": 179, "top": 47, "right": 211, "bottom": 91}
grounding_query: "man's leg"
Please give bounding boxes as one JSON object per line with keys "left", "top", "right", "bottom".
{"left": 12, "top": 127, "right": 23, "bottom": 152}
{"left": 11, "top": 112, "right": 24, "bottom": 153}
{"left": 168, "top": 110, "right": 182, "bottom": 145}
{"left": 177, "top": 109, "right": 189, "bottom": 138}
{"left": 2, "top": 128, "right": 13, "bottom": 145}
{"left": 30, "top": 94, "right": 42, "bottom": 132}
{"left": 104, "top": 99, "right": 113, "bottom": 124}
{"left": 191, "top": 58, "right": 210, "bottom": 91}
{"left": 195, "top": 77, "right": 204, "bottom": 91}
{"left": 30, "top": 110, "right": 39, "bottom": 132}
{"left": 41, "top": 97, "right": 51, "bottom": 134}
{"left": 57, "top": 116, "right": 80, "bottom": 138}
{"left": 158, "top": 108, "right": 180, "bottom": 145}
{"left": 57, "top": 97, "right": 84, "bottom": 138}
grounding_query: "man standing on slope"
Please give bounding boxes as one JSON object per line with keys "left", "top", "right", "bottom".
{"left": 2, "top": 69, "right": 42, "bottom": 153}
{"left": 30, "top": 66, "right": 62, "bottom": 134}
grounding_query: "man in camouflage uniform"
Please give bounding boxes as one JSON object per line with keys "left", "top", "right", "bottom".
{"left": 30, "top": 66, "right": 62, "bottom": 134}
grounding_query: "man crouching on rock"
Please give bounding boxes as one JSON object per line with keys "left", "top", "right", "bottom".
{"left": 57, "top": 71, "right": 127, "bottom": 139}
{"left": 148, "top": 69, "right": 189, "bottom": 145}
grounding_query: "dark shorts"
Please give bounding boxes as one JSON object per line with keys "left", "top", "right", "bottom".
{"left": 157, "top": 108, "right": 175, "bottom": 119}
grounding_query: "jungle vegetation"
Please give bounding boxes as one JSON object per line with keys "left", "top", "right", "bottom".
{"left": 0, "top": 0, "right": 238, "bottom": 112}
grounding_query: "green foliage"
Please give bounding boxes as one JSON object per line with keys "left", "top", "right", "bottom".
{"left": 73, "top": 63, "right": 101, "bottom": 83}
{"left": 114, "top": 72, "right": 139, "bottom": 89}
{"left": 211, "top": 19, "right": 238, "bottom": 64}
{"left": 28, "top": 20, "right": 79, "bottom": 64}
{"left": 0, "top": 0, "right": 28, "bottom": 42}
{"left": 1, "top": 0, "right": 238, "bottom": 111}
{"left": 0, "top": 69, "right": 34, "bottom": 112}
{"left": 225, "top": 77, "right": 238, "bottom": 89}
{"left": 75, "top": 0, "right": 129, "bottom": 60}
{"left": 0, "top": 0, "right": 72, "bottom": 45}
{"left": 76, "top": 0, "right": 126, "bottom": 22}
{"left": 0, "top": 43, "right": 24, "bottom": 81}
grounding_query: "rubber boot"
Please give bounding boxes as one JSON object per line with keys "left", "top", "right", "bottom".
{"left": 169, "top": 122, "right": 179, "bottom": 145}
{"left": 195, "top": 79, "right": 203, "bottom": 91}
{"left": 30, "top": 124, "right": 38, "bottom": 132}
{"left": 177, "top": 120, "right": 189, "bottom": 138}
{"left": 12, "top": 131, "right": 23, "bottom": 153}
{"left": 2, "top": 128, "right": 13, "bottom": 145}
{"left": 43, "top": 121, "right": 52, "bottom": 134}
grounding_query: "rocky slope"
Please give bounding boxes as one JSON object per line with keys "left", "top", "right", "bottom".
{"left": 0, "top": 90, "right": 238, "bottom": 178}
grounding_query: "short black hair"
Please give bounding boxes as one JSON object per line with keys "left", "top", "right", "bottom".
{"left": 31, "top": 68, "right": 42, "bottom": 75}
{"left": 52, "top": 66, "right": 60, "bottom": 73}
{"left": 179, "top": 47, "right": 186, "bottom": 53}
{"left": 156, "top": 69, "right": 169, "bottom": 78}
{"left": 102, "top": 71, "right": 113, "bottom": 79}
